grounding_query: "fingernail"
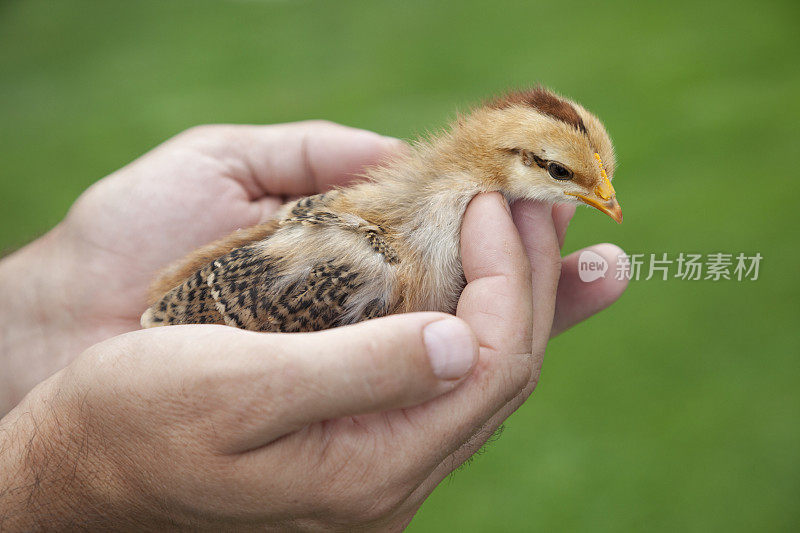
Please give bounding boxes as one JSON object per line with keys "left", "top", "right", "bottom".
{"left": 423, "top": 318, "right": 476, "bottom": 380}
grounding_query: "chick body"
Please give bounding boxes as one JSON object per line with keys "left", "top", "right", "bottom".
{"left": 141, "top": 87, "right": 621, "bottom": 332}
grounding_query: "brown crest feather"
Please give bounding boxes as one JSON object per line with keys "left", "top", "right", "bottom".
{"left": 489, "top": 86, "right": 588, "bottom": 134}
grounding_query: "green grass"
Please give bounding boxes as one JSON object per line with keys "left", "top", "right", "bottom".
{"left": 2, "top": 0, "right": 798, "bottom": 530}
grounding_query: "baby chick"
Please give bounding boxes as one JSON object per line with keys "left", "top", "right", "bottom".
{"left": 141, "top": 87, "right": 622, "bottom": 332}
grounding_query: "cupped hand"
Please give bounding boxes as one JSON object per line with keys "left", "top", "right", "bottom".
{"left": 1, "top": 122, "right": 404, "bottom": 410}
{"left": 0, "top": 193, "right": 627, "bottom": 531}
{"left": 0, "top": 121, "right": 627, "bottom": 414}
{"left": 54, "top": 121, "right": 408, "bottom": 335}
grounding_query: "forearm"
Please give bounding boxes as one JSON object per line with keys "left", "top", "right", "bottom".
{"left": 0, "top": 379, "right": 82, "bottom": 531}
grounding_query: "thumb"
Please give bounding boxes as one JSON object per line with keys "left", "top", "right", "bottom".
{"left": 229, "top": 313, "right": 478, "bottom": 452}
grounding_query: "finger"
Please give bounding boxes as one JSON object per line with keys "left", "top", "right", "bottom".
{"left": 552, "top": 203, "right": 576, "bottom": 250}
{"left": 411, "top": 200, "right": 561, "bottom": 486}
{"left": 170, "top": 121, "right": 409, "bottom": 199}
{"left": 456, "top": 193, "right": 533, "bottom": 356}
{"left": 510, "top": 200, "right": 561, "bottom": 367}
{"left": 420, "top": 200, "right": 559, "bottom": 467}
{"left": 413, "top": 245, "right": 627, "bottom": 495}
{"left": 390, "top": 194, "right": 534, "bottom": 462}
{"left": 209, "top": 313, "right": 478, "bottom": 453}
{"left": 356, "top": 193, "right": 539, "bottom": 503}
{"left": 551, "top": 243, "right": 629, "bottom": 337}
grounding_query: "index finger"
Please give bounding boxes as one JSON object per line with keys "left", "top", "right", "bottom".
{"left": 457, "top": 193, "right": 533, "bottom": 359}
{"left": 400, "top": 193, "right": 535, "bottom": 456}
{"left": 392, "top": 197, "right": 563, "bottom": 500}
{"left": 511, "top": 200, "right": 562, "bottom": 362}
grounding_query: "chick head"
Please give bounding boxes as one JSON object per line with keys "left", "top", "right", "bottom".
{"left": 460, "top": 87, "right": 622, "bottom": 223}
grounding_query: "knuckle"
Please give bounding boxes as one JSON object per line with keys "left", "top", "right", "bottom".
{"left": 77, "top": 333, "right": 140, "bottom": 379}
{"left": 179, "top": 123, "right": 217, "bottom": 139}
{"left": 497, "top": 347, "right": 540, "bottom": 400}
{"left": 527, "top": 238, "right": 563, "bottom": 275}
{"left": 523, "top": 347, "right": 545, "bottom": 390}
{"left": 503, "top": 359, "right": 531, "bottom": 397}
{"left": 549, "top": 251, "right": 564, "bottom": 276}
{"left": 537, "top": 246, "right": 563, "bottom": 274}
{"left": 299, "top": 118, "right": 337, "bottom": 129}
{"left": 174, "top": 124, "right": 231, "bottom": 146}
{"left": 361, "top": 357, "right": 404, "bottom": 405}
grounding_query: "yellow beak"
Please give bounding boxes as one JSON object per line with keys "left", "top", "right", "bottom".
{"left": 566, "top": 174, "right": 623, "bottom": 223}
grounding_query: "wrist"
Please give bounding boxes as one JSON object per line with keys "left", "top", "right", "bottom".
{"left": 0, "top": 227, "right": 77, "bottom": 414}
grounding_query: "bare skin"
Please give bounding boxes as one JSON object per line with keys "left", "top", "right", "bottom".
{"left": 0, "top": 122, "right": 628, "bottom": 530}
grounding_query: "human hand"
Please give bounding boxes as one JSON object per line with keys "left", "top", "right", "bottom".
{"left": 0, "top": 122, "right": 627, "bottom": 415}
{"left": 0, "top": 193, "right": 626, "bottom": 530}
{"left": 0, "top": 122, "right": 405, "bottom": 411}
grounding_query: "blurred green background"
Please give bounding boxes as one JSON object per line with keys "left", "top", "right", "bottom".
{"left": 1, "top": 0, "right": 798, "bottom": 530}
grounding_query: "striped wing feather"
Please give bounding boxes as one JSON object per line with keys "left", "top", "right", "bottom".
{"left": 141, "top": 195, "right": 399, "bottom": 332}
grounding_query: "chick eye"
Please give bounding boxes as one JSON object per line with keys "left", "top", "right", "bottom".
{"left": 547, "top": 162, "right": 573, "bottom": 181}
